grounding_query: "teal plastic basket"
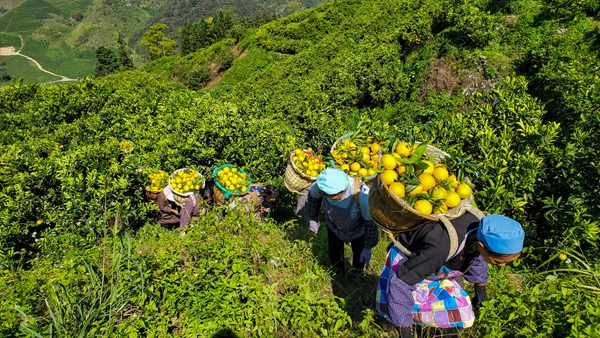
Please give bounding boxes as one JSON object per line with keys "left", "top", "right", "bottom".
{"left": 213, "top": 164, "right": 252, "bottom": 199}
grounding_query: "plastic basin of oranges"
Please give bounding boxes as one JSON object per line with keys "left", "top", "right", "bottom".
{"left": 378, "top": 141, "right": 473, "bottom": 216}
{"left": 216, "top": 166, "right": 251, "bottom": 193}
{"left": 292, "top": 148, "right": 326, "bottom": 178}
{"left": 170, "top": 169, "right": 205, "bottom": 195}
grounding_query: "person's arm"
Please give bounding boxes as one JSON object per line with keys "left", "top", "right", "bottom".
{"left": 463, "top": 255, "right": 489, "bottom": 284}
{"left": 180, "top": 196, "right": 197, "bottom": 228}
{"left": 306, "top": 184, "right": 324, "bottom": 220}
{"left": 387, "top": 273, "right": 418, "bottom": 329}
{"left": 464, "top": 255, "right": 489, "bottom": 309}
{"left": 358, "top": 184, "right": 378, "bottom": 249}
{"left": 157, "top": 193, "right": 176, "bottom": 214}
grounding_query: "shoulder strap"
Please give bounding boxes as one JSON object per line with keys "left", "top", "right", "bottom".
{"left": 352, "top": 176, "right": 361, "bottom": 206}
{"left": 438, "top": 214, "right": 460, "bottom": 261}
{"left": 386, "top": 204, "right": 487, "bottom": 260}
{"left": 442, "top": 204, "right": 486, "bottom": 260}
{"left": 465, "top": 203, "right": 486, "bottom": 220}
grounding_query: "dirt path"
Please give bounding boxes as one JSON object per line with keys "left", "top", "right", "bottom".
{"left": 203, "top": 44, "right": 249, "bottom": 89}
{"left": 0, "top": 35, "right": 77, "bottom": 83}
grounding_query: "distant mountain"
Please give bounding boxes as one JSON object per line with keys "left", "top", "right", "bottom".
{"left": 0, "top": 0, "right": 329, "bottom": 83}
{"left": 139, "top": 0, "right": 330, "bottom": 38}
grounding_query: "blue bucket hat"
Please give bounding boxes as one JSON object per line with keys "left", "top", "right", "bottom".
{"left": 316, "top": 168, "right": 349, "bottom": 195}
{"left": 477, "top": 214, "right": 525, "bottom": 255}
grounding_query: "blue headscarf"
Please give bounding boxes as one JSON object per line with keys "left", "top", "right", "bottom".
{"left": 477, "top": 214, "right": 525, "bottom": 255}
{"left": 316, "top": 168, "right": 349, "bottom": 195}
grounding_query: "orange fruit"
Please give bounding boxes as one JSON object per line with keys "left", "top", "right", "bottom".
{"left": 380, "top": 169, "right": 398, "bottom": 185}
{"left": 350, "top": 162, "right": 362, "bottom": 172}
{"left": 370, "top": 142, "right": 381, "bottom": 153}
{"left": 381, "top": 154, "right": 397, "bottom": 170}
{"left": 388, "top": 182, "right": 406, "bottom": 198}
{"left": 422, "top": 160, "right": 435, "bottom": 175}
{"left": 433, "top": 203, "right": 448, "bottom": 215}
{"left": 444, "top": 191, "right": 461, "bottom": 208}
{"left": 396, "top": 164, "right": 407, "bottom": 175}
{"left": 448, "top": 174, "right": 459, "bottom": 188}
{"left": 419, "top": 173, "right": 436, "bottom": 191}
{"left": 558, "top": 253, "right": 567, "bottom": 261}
{"left": 395, "top": 142, "right": 411, "bottom": 157}
{"left": 413, "top": 200, "right": 433, "bottom": 215}
{"left": 407, "top": 184, "right": 423, "bottom": 196}
{"left": 358, "top": 168, "right": 368, "bottom": 178}
{"left": 430, "top": 186, "right": 448, "bottom": 200}
{"left": 456, "top": 183, "right": 472, "bottom": 199}
{"left": 433, "top": 166, "right": 449, "bottom": 181}
{"left": 362, "top": 152, "right": 371, "bottom": 162}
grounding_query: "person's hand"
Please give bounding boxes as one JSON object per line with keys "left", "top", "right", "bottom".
{"left": 472, "top": 284, "right": 488, "bottom": 310}
{"left": 308, "top": 220, "right": 320, "bottom": 235}
{"left": 360, "top": 248, "right": 372, "bottom": 269}
{"left": 399, "top": 327, "right": 412, "bottom": 338}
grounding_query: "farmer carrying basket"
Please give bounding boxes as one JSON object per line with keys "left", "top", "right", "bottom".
{"left": 368, "top": 143, "right": 526, "bottom": 336}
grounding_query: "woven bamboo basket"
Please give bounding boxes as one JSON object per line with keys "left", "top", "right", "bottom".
{"left": 213, "top": 185, "right": 226, "bottom": 205}
{"left": 145, "top": 190, "right": 160, "bottom": 201}
{"left": 283, "top": 149, "right": 319, "bottom": 194}
{"left": 368, "top": 143, "right": 473, "bottom": 235}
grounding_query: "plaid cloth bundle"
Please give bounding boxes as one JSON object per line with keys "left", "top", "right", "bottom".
{"left": 376, "top": 245, "right": 475, "bottom": 329}
{"left": 412, "top": 276, "right": 475, "bottom": 328}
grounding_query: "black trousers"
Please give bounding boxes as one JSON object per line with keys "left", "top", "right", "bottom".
{"left": 327, "top": 226, "right": 365, "bottom": 272}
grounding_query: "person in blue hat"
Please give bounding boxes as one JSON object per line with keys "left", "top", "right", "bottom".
{"left": 374, "top": 211, "right": 525, "bottom": 337}
{"left": 305, "top": 168, "right": 379, "bottom": 276}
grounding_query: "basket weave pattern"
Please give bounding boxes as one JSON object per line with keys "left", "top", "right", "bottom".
{"left": 283, "top": 150, "right": 318, "bottom": 194}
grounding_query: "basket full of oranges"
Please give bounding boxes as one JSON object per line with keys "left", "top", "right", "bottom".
{"left": 368, "top": 141, "right": 474, "bottom": 235}
{"left": 145, "top": 170, "right": 169, "bottom": 200}
{"left": 213, "top": 164, "right": 252, "bottom": 199}
{"left": 284, "top": 148, "right": 326, "bottom": 194}
{"left": 169, "top": 168, "right": 205, "bottom": 206}
{"left": 330, "top": 131, "right": 383, "bottom": 186}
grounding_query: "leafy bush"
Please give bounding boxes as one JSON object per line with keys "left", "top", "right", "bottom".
{"left": 8, "top": 211, "right": 353, "bottom": 337}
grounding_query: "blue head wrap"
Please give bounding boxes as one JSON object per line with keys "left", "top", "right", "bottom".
{"left": 316, "top": 168, "right": 349, "bottom": 195}
{"left": 477, "top": 214, "right": 525, "bottom": 255}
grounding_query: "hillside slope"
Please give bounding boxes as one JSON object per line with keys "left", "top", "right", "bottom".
{"left": 0, "top": 0, "right": 329, "bottom": 83}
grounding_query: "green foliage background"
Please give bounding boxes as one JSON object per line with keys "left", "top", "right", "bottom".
{"left": 1, "top": 0, "right": 599, "bottom": 336}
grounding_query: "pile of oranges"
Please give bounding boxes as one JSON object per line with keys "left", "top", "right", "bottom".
{"left": 216, "top": 166, "right": 250, "bottom": 193}
{"left": 378, "top": 142, "right": 473, "bottom": 216}
{"left": 292, "top": 148, "right": 327, "bottom": 178}
{"left": 331, "top": 135, "right": 385, "bottom": 180}
{"left": 170, "top": 169, "right": 204, "bottom": 194}
{"left": 146, "top": 170, "right": 169, "bottom": 193}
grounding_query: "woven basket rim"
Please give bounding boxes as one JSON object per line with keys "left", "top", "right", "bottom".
{"left": 370, "top": 143, "right": 474, "bottom": 230}
{"left": 284, "top": 163, "right": 312, "bottom": 194}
